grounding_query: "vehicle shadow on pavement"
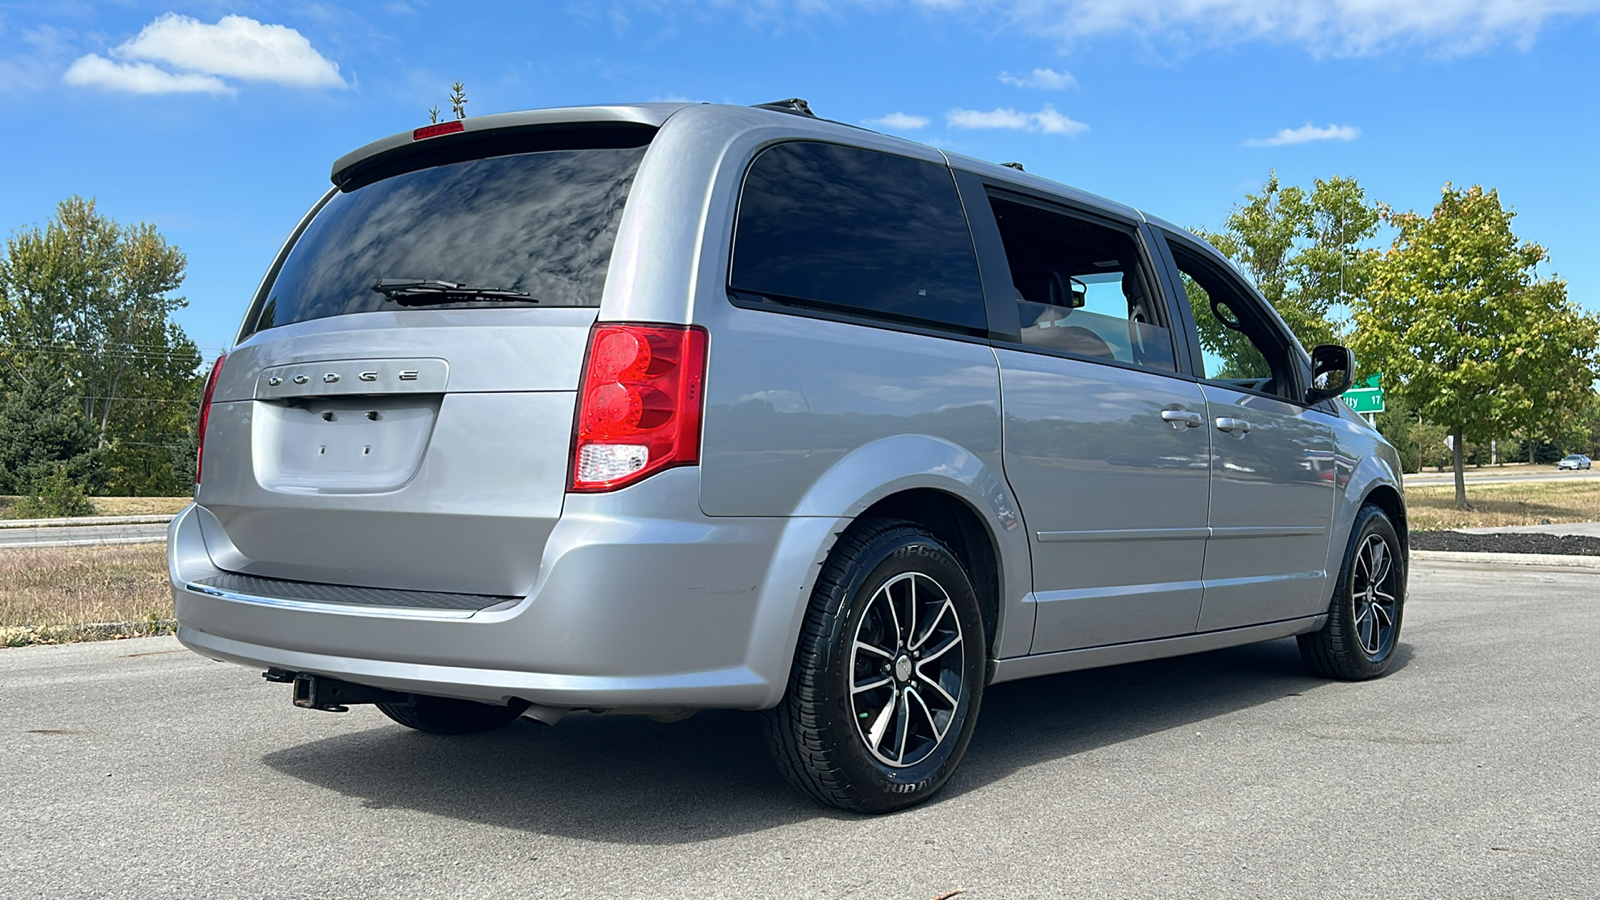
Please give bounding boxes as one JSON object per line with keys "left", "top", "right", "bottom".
{"left": 947, "top": 637, "right": 1412, "bottom": 801}
{"left": 261, "top": 636, "right": 1412, "bottom": 842}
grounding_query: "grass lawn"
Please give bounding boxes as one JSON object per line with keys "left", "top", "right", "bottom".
{"left": 1405, "top": 481, "right": 1600, "bottom": 531}
{"left": 0, "top": 545, "right": 172, "bottom": 646}
{"left": 91, "top": 496, "right": 192, "bottom": 516}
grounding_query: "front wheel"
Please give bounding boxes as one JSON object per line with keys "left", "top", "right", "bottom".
{"left": 1298, "top": 504, "right": 1406, "bottom": 680}
{"left": 764, "top": 519, "right": 987, "bottom": 813}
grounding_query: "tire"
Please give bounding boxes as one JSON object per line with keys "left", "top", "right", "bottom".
{"left": 764, "top": 518, "right": 987, "bottom": 813}
{"left": 377, "top": 695, "right": 528, "bottom": 735}
{"left": 1298, "top": 504, "right": 1406, "bottom": 680}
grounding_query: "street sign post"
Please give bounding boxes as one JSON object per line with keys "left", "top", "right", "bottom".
{"left": 1342, "top": 373, "right": 1384, "bottom": 415}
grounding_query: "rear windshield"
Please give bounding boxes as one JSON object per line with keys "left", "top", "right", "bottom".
{"left": 245, "top": 145, "right": 648, "bottom": 336}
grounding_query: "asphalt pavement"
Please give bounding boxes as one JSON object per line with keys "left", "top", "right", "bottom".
{"left": 2, "top": 560, "right": 1597, "bottom": 899}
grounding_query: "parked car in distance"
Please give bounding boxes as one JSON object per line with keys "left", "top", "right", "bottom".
{"left": 170, "top": 99, "right": 1410, "bottom": 813}
{"left": 1558, "top": 454, "right": 1593, "bottom": 470}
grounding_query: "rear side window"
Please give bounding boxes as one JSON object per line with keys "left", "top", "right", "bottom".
{"left": 730, "top": 141, "right": 985, "bottom": 333}
{"left": 245, "top": 145, "right": 648, "bottom": 337}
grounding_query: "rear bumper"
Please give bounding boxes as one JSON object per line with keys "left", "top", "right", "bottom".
{"left": 170, "top": 469, "right": 846, "bottom": 710}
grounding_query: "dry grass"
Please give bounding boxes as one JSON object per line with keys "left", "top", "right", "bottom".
{"left": 91, "top": 496, "right": 191, "bottom": 516}
{"left": 0, "top": 495, "right": 190, "bottom": 518}
{"left": 0, "top": 544, "right": 173, "bottom": 646}
{"left": 1406, "top": 481, "right": 1600, "bottom": 531}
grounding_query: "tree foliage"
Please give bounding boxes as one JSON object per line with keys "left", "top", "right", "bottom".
{"left": 1193, "top": 171, "right": 1379, "bottom": 374}
{"left": 0, "top": 197, "right": 201, "bottom": 498}
{"left": 1351, "top": 184, "right": 1600, "bottom": 507}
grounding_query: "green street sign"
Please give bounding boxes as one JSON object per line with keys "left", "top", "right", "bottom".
{"left": 1340, "top": 372, "right": 1384, "bottom": 414}
{"left": 1343, "top": 388, "right": 1384, "bottom": 414}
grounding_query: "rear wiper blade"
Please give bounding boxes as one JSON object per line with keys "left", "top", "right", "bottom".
{"left": 371, "top": 279, "right": 539, "bottom": 306}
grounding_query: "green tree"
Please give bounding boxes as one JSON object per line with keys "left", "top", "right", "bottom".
{"left": 0, "top": 197, "right": 200, "bottom": 496}
{"left": 0, "top": 364, "right": 105, "bottom": 498}
{"left": 1193, "top": 172, "right": 1379, "bottom": 374}
{"left": 1351, "top": 184, "right": 1600, "bottom": 509}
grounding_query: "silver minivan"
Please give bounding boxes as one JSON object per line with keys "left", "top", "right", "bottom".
{"left": 171, "top": 100, "right": 1408, "bottom": 812}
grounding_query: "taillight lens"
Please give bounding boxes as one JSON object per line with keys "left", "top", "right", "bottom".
{"left": 195, "top": 353, "right": 226, "bottom": 485}
{"left": 570, "top": 324, "right": 707, "bottom": 492}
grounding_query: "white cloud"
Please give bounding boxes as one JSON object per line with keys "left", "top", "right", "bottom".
{"left": 998, "top": 67, "right": 1076, "bottom": 89}
{"left": 61, "top": 14, "right": 345, "bottom": 94}
{"left": 947, "top": 104, "right": 1088, "bottom": 136}
{"left": 1245, "top": 122, "right": 1361, "bottom": 147}
{"left": 62, "top": 54, "right": 231, "bottom": 94}
{"left": 908, "top": 0, "right": 1600, "bottom": 55}
{"left": 870, "top": 111, "right": 931, "bottom": 130}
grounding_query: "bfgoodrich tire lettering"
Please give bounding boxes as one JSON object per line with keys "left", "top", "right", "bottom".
{"left": 1299, "top": 504, "right": 1406, "bottom": 680}
{"left": 764, "top": 518, "right": 986, "bottom": 813}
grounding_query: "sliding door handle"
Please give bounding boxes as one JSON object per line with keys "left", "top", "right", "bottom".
{"left": 1160, "top": 408, "right": 1204, "bottom": 429}
{"left": 1215, "top": 416, "right": 1253, "bottom": 435}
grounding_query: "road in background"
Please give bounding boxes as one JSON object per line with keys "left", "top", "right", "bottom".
{"left": 0, "top": 523, "right": 167, "bottom": 550}
{"left": 2, "top": 561, "right": 1596, "bottom": 899}
{"left": 1405, "top": 469, "right": 1599, "bottom": 487}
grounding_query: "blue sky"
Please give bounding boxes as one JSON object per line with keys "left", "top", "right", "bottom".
{"left": 3, "top": 0, "right": 1599, "bottom": 361}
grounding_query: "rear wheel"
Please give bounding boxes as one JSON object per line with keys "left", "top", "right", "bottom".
{"left": 764, "top": 518, "right": 986, "bottom": 813}
{"left": 1299, "top": 504, "right": 1406, "bottom": 680}
{"left": 377, "top": 696, "right": 527, "bottom": 735}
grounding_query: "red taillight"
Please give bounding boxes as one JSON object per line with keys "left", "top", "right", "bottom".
{"left": 412, "top": 120, "right": 465, "bottom": 140}
{"left": 570, "top": 324, "right": 707, "bottom": 492}
{"left": 195, "top": 353, "right": 226, "bottom": 485}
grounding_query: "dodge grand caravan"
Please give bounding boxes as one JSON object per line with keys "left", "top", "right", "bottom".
{"left": 171, "top": 100, "right": 1408, "bottom": 813}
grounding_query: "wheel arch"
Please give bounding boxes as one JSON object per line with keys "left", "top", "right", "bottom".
{"left": 856, "top": 488, "right": 1004, "bottom": 659}
{"left": 788, "top": 434, "right": 1034, "bottom": 662}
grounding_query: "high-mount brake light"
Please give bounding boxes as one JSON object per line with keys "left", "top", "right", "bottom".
{"left": 195, "top": 353, "right": 226, "bottom": 485}
{"left": 570, "top": 324, "right": 707, "bottom": 493}
{"left": 412, "top": 120, "right": 465, "bottom": 141}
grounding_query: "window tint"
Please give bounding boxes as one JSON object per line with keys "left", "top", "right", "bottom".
{"left": 1169, "top": 241, "right": 1292, "bottom": 398}
{"left": 987, "top": 194, "right": 1175, "bottom": 371}
{"left": 730, "top": 142, "right": 985, "bottom": 332}
{"left": 246, "top": 145, "right": 647, "bottom": 337}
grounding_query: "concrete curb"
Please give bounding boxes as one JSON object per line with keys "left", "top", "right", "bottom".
{"left": 1411, "top": 549, "right": 1600, "bottom": 569}
{"left": 0, "top": 514, "right": 176, "bottom": 529}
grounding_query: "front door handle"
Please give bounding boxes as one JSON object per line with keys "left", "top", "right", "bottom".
{"left": 1160, "top": 408, "right": 1204, "bottom": 429}
{"left": 1215, "top": 416, "right": 1253, "bottom": 435}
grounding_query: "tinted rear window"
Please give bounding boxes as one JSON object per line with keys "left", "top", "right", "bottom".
{"left": 730, "top": 141, "right": 985, "bottom": 333}
{"left": 246, "top": 145, "right": 647, "bottom": 336}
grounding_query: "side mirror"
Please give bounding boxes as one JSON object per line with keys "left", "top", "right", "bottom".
{"left": 1305, "top": 344, "right": 1354, "bottom": 405}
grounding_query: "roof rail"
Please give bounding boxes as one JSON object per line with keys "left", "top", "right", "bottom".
{"left": 753, "top": 98, "right": 817, "bottom": 118}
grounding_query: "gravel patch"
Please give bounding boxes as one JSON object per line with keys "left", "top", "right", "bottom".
{"left": 1412, "top": 530, "right": 1600, "bottom": 556}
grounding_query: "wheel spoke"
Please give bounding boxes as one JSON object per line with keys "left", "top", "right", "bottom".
{"left": 903, "top": 575, "right": 919, "bottom": 647}
{"left": 916, "top": 669, "right": 959, "bottom": 709}
{"left": 918, "top": 631, "right": 962, "bottom": 666}
{"left": 881, "top": 582, "right": 902, "bottom": 650}
{"left": 1368, "top": 539, "right": 1391, "bottom": 586}
{"left": 907, "top": 686, "right": 947, "bottom": 741}
{"left": 1359, "top": 608, "right": 1376, "bottom": 653}
{"left": 1353, "top": 600, "right": 1372, "bottom": 628}
{"left": 867, "top": 693, "right": 897, "bottom": 750}
{"left": 1372, "top": 602, "right": 1394, "bottom": 628}
{"left": 910, "top": 599, "right": 953, "bottom": 651}
{"left": 852, "top": 675, "right": 892, "bottom": 695}
{"left": 854, "top": 640, "right": 894, "bottom": 661}
{"left": 894, "top": 690, "right": 911, "bottom": 764}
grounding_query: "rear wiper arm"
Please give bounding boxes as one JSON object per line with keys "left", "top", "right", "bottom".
{"left": 371, "top": 279, "right": 539, "bottom": 306}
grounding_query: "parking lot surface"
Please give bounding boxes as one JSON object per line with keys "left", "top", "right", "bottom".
{"left": 2, "top": 560, "right": 1596, "bottom": 899}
